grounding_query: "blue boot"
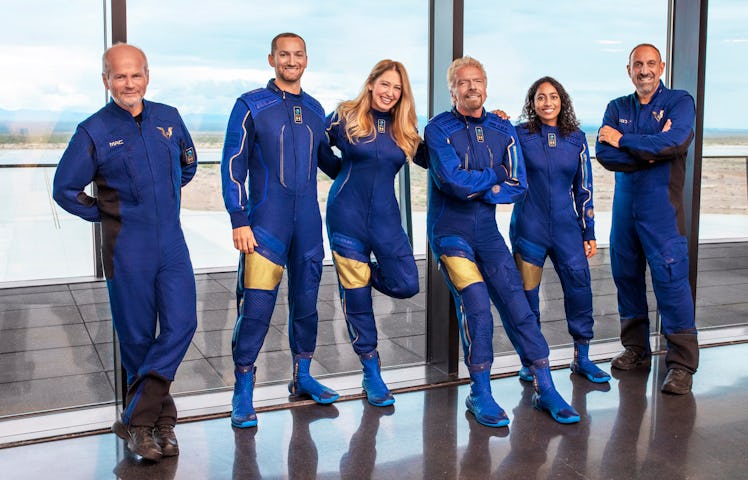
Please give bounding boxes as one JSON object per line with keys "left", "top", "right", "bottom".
{"left": 232, "top": 365, "right": 258, "bottom": 428}
{"left": 465, "top": 368, "right": 510, "bottom": 428}
{"left": 570, "top": 341, "right": 611, "bottom": 383}
{"left": 288, "top": 354, "right": 340, "bottom": 405}
{"left": 518, "top": 365, "right": 533, "bottom": 382}
{"left": 531, "top": 359, "right": 580, "bottom": 424}
{"left": 360, "top": 350, "right": 395, "bottom": 407}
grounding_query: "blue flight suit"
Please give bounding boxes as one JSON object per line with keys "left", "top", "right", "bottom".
{"left": 511, "top": 123, "right": 596, "bottom": 341}
{"left": 221, "top": 80, "right": 338, "bottom": 368}
{"left": 424, "top": 108, "right": 550, "bottom": 372}
{"left": 325, "top": 109, "right": 420, "bottom": 356}
{"left": 596, "top": 80, "right": 698, "bottom": 372}
{"left": 53, "top": 100, "right": 198, "bottom": 427}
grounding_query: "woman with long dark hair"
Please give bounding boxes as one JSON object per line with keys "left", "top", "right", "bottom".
{"left": 511, "top": 76, "right": 610, "bottom": 384}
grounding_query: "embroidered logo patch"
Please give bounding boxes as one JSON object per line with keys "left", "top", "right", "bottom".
{"left": 183, "top": 147, "right": 195, "bottom": 165}
{"left": 293, "top": 106, "right": 303, "bottom": 124}
{"left": 157, "top": 126, "right": 173, "bottom": 139}
{"left": 653, "top": 109, "right": 664, "bottom": 122}
{"left": 377, "top": 118, "right": 386, "bottom": 134}
{"left": 109, "top": 139, "right": 124, "bottom": 147}
{"left": 475, "top": 126, "right": 484, "bottom": 142}
{"left": 548, "top": 132, "right": 557, "bottom": 148}
{"left": 619, "top": 119, "right": 630, "bottom": 124}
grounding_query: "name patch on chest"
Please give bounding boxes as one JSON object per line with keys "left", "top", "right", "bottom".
{"left": 547, "top": 132, "right": 557, "bottom": 148}
{"left": 475, "top": 126, "right": 485, "bottom": 143}
{"left": 293, "top": 106, "right": 303, "bottom": 124}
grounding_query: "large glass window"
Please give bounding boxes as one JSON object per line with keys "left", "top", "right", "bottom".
{"left": 697, "top": 0, "right": 748, "bottom": 331}
{"left": 0, "top": 3, "right": 106, "bottom": 283}
{"left": 126, "top": 0, "right": 429, "bottom": 398}
{"left": 463, "top": 1, "right": 669, "bottom": 356}
{"left": 0, "top": 2, "right": 112, "bottom": 422}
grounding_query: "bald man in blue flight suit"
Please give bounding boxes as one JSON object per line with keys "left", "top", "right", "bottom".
{"left": 53, "top": 43, "right": 197, "bottom": 461}
{"left": 221, "top": 33, "right": 340, "bottom": 429}
{"left": 424, "top": 56, "right": 579, "bottom": 427}
{"left": 596, "top": 43, "right": 698, "bottom": 395}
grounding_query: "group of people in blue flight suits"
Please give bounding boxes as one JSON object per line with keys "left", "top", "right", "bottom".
{"left": 52, "top": 33, "right": 698, "bottom": 461}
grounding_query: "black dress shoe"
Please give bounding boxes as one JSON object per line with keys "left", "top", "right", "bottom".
{"left": 113, "top": 420, "right": 163, "bottom": 461}
{"left": 112, "top": 420, "right": 128, "bottom": 440}
{"left": 611, "top": 348, "right": 651, "bottom": 371}
{"left": 661, "top": 368, "right": 693, "bottom": 395}
{"left": 154, "top": 424, "right": 180, "bottom": 457}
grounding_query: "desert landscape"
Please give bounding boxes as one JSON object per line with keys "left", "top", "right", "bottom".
{"left": 181, "top": 137, "right": 748, "bottom": 217}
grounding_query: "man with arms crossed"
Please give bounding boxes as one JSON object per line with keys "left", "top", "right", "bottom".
{"left": 424, "top": 56, "right": 580, "bottom": 427}
{"left": 596, "top": 43, "right": 698, "bottom": 394}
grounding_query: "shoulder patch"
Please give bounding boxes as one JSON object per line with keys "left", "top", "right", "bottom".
{"left": 242, "top": 88, "right": 281, "bottom": 115}
{"left": 565, "top": 130, "right": 585, "bottom": 147}
{"left": 484, "top": 115, "right": 512, "bottom": 136}
{"left": 515, "top": 123, "right": 538, "bottom": 143}
{"left": 301, "top": 94, "right": 325, "bottom": 119}
{"left": 429, "top": 112, "right": 463, "bottom": 137}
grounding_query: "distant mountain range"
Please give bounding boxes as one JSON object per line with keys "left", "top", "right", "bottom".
{"left": 0, "top": 107, "right": 230, "bottom": 134}
{"left": 1, "top": 107, "right": 746, "bottom": 137}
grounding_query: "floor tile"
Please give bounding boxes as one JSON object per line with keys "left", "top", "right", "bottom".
{"left": 0, "top": 305, "right": 82, "bottom": 330}
{"left": 0, "top": 345, "right": 104, "bottom": 383}
{"left": 172, "top": 358, "right": 227, "bottom": 393}
{"left": 69, "top": 286, "right": 109, "bottom": 305}
{"left": 197, "top": 308, "right": 236, "bottom": 332}
{"left": 0, "top": 372, "right": 114, "bottom": 417}
{"left": 0, "top": 290, "right": 76, "bottom": 312}
{"left": 0, "top": 324, "right": 91, "bottom": 353}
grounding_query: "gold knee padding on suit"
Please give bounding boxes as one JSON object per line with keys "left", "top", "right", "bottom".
{"left": 333, "top": 251, "right": 371, "bottom": 289}
{"left": 440, "top": 255, "right": 484, "bottom": 291}
{"left": 244, "top": 252, "right": 284, "bottom": 290}
{"left": 514, "top": 253, "right": 543, "bottom": 290}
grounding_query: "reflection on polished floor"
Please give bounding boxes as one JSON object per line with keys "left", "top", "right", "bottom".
{"left": 1, "top": 242, "right": 747, "bottom": 420}
{"left": 1, "top": 343, "right": 748, "bottom": 479}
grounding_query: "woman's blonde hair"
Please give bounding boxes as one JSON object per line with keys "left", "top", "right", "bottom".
{"left": 331, "top": 60, "right": 420, "bottom": 159}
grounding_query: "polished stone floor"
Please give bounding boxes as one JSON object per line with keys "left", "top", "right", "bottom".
{"left": 1, "top": 242, "right": 747, "bottom": 420}
{"left": 1, "top": 343, "right": 747, "bottom": 479}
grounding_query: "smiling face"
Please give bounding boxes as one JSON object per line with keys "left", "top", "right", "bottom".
{"left": 533, "top": 81, "right": 561, "bottom": 126}
{"left": 627, "top": 45, "right": 665, "bottom": 104}
{"left": 369, "top": 68, "right": 402, "bottom": 112}
{"left": 451, "top": 65, "right": 486, "bottom": 117}
{"left": 102, "top": 45, "right": 149, "bottom": 116}
{"left": 268, "top": 35, "right": 307, "bottom": 92}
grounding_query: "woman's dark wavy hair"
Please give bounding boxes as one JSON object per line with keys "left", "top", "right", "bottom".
{"left": 519, "top": 76, "right": 580, "bottom": 137}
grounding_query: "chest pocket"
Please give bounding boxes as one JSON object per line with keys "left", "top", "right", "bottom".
{"left": 101, "top": 144, "right": 142, "bottom": 204}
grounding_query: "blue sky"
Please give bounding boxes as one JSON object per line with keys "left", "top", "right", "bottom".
{"left": 1, "top": 0, "right": 746, "bottom": 130}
